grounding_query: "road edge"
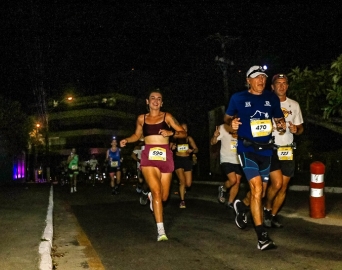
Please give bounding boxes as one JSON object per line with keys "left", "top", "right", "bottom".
{"left": 39, "top": 185, "right": 53, "bottom": 270}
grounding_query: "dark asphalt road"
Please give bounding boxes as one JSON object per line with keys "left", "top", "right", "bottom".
{"left": 53, "top": 180, "right": 342, "bottom": 270}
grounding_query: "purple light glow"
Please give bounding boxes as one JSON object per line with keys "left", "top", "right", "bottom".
{"left": 13, "top": 153, "right": 26, "bottom": 180}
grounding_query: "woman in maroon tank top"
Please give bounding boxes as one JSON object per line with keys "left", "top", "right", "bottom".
{"left": 120, "top": 89, "right": 186, "bottom": 241}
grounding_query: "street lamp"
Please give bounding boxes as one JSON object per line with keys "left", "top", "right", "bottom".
{"left": 34, "top": 123, "right": 41, "bottom": 181}
{"left": 45, "top": 96, "right": 73, "bottom": 182}
{"left": 53, "top": 96, "right": 73, "bottom": 108}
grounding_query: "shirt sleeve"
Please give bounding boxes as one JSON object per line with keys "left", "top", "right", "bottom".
{"left": 293, "top": 102, "right": 304, "bottom": 125}
{"left": 216, "top": 125, "right": 223, "bottom": 141}
{"left": 225, "top": 95, "right": 237, "bottom": 116}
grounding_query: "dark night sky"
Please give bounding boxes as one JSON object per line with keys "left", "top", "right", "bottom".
{"left": 1, "top": 1, "right": 342, "bottom": 109}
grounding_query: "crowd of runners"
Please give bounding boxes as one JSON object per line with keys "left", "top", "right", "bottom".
{"left": 61, "top": 66, "right": 303, "bottom": 250}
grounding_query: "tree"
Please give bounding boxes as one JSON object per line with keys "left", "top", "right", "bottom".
{"left": 287, "top": 66, "right": 330, "bottom": 116}
{"left": 0, "top": 96, "right": 30, "bottom": 156}
{"left": 287, "top": 54, "right": 342, "bottom": 118}
{"left": 287, "top": 54, "right": 342, "bottom": 136}
{"left": 323, "top": 54, "right": 342, "bottom": 119}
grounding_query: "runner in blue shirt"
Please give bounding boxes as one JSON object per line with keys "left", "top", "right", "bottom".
{"left": 106, "top": 137, "right": 123, "bottom": 195}
{"left": 224, "top": 65, "right": 286, "bottom": 251}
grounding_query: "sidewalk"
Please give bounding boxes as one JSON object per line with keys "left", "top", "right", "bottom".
{"left": 0, "top": 183, "right": 50, "bottom": 270}
{"left": 192, "top": 181, "right": 342, "bottom": 227}
{"left": 0, "top": 181, "right": 341, "bottom": 270}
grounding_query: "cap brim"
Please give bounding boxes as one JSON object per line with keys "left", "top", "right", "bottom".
{"left": 249, "top": 72, "right": 268, "bottom": 78}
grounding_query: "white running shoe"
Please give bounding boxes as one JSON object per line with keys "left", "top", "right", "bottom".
{"left": 157, "top": 234, "right": 168, "bottom": 241}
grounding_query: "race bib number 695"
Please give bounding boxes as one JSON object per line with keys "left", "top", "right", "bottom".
{"left": 148, "top": 147, "right": 167, "bottom": 161}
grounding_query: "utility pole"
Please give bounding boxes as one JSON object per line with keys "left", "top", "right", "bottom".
{"left": 45, "top": 96, "right": 73, "bottom": 182}
{"left": 208, "top": 33, "right": 239, "bottom": 104}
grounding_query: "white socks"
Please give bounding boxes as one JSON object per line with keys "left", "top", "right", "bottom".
{"left": 157, "top": 222, "right": 165, "bottom": 236}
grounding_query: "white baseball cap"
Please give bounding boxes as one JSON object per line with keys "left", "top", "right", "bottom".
{"left": 246, "top": 66, "right": 268, "bottom": 78}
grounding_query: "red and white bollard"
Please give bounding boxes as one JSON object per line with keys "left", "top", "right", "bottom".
{"left": 309, "top": 161, "right": 325, "bottom": 218}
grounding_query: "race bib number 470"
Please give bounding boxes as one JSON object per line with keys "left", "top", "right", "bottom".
{"left": 148, "top": 147, "right": 167, "bottom": 161}
{"left": 250, "top": 119, "right": 272, "bottom": 137}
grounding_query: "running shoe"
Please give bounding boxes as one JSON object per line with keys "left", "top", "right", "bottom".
{"left": 233, "top": 200, "right": 247, "bottom": 229}
{"left": 70, "top": 187, "right": 74, "bottom": 193}
{"left": 257, "top": 232, "right": 276, "bottom": 250}
{"left": 74, "top": 187, "right": 77, "bottom": 192}
{"left": 257, "top": 239, "right": 277, "bottom": 250}
{"left": 227, "top": 202, "right": 234, "bottom": 209}
{"left": 263, "top": 208, "right": 272, "bottom": 228}
{"left": 157, "top": 234, "right": 168, "bottom": 241}
{"left": 217, "top": 186, "right": 226, "bottom": 203}
{"left": 179, "top": 200, "right": 186, "bottom": 208}
{"left": 140, "top": 191, "right": 148, "bottom": 205}
{"left": 148, "top": 192, "right": 153, "bottom": 211}
{"left": 271, "top": 215, "right": 283, "bottom": 228}
{"left": 136, "top": 185, "right": 142, "bottom": 194}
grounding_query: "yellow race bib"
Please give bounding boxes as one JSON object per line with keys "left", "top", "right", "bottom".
{"left": 277, "top": 147, "right": 293, "bottom": 160}
{"left": 250, "top": 119, "right": 273, "bottom": 137}
{"left": 148, "top": 147, "right": 167, "bottom": 161}
{"left": 111, "top": 161, "right": 119, "bottom": 167}
{"left": 177, "top": 144, "right": 189, "bottom": 153}
{"left": 230, "top": 140, "right": 237, "bottom": 153}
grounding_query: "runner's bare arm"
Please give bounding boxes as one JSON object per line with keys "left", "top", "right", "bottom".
{"left": 188, "top": 136, "right": 198, "bottom": 154}
{"left": 120, "top": 115, "right": 144, "bottom": 146}
{"left": 166, "top": 113, "right": 187, "bottom": 138}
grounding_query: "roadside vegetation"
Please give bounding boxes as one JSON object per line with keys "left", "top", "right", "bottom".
{"left": 288, "top": 53, "right": 342, "bottom": 120}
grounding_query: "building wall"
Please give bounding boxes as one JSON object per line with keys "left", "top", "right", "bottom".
{"left": 47, "top": 93, "right": 145, "bottom": 175}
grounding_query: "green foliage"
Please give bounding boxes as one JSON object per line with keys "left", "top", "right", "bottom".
{"left": 323, "top": 84, "right": 342, "bottom": 119}
{"left": 29, "top": 128, "right": 45, "bottom": 148}
{"left": 0, "top": 96, "right": 30, "bottom": 155}
{"left": 288, "top": 67, "right": 329, "bottom": 115}
{"left": 323, "top": 54, "right": 342, "bottom": 119}
{"left": 288, "top": 54, "right": 342, "bottom": 119}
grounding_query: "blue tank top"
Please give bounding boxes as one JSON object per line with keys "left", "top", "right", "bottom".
{"left": 142, "top": 113, "right": 171, "bottom": 137}
{"left": 108, "top": 148, "right": 121, "bottom": 167}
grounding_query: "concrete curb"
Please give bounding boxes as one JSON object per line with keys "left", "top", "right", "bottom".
{"left": 192, "top": 181, "right": 342, "bottom": 193}
{"left": 39, "top": 185, "right": 54, "bottom": 270}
